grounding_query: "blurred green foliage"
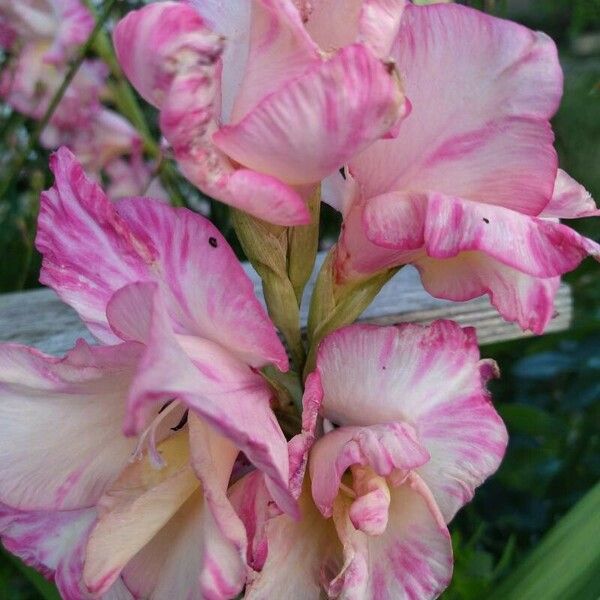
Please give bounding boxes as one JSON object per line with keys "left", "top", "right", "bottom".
{"left": 0, "top": 1, "right": 599, "bottom": 598}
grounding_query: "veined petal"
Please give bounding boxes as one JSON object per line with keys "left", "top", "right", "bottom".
{"left": 302, "top": 0, "right": 362, "bottom": 50}
{"left": 0, "top": 505, "right": 95, "bottom": 599}
{"left": 329, "top": 473, "right": 452, "bottom": 600}
{"left": 0, "top": 503, "right": 134, "bottom": 599}
{"left": 84, "top": 433, "right": 199, "bottom": 596}
{"left": 309, "top": 423, "right": 429, "bottom": 517}
{"left": 358, "top": 0, "right": 407, "bottom": 59}
{"left": 188, "top": 414, "right": 248, "bottom": 598}
{"left": 421, "top": 194, "right": 600, "bottom": 277}
{"left": 107, "top": 282, "right": 295, "bottom": 516}
{"left": 363, "top": 191, "right": 600, "bottom": 276}
{"left": 36, "top": 148, "right": 157, "bottom": 344}
{"left": 350, "top": 2, "right": 562, "bottom": 215}
{"left": 115, "top": 199, "right": 289, "bottom": 370}
{"left": 312, "top": 322, "right": 507, "bottom": 522}
{"left": 185, "top": 0, "right": 252, "bottom": 121}
{"left": 244, "top": 483, "right": 340, "bottom": 600}
{"left": 542, "top": 169, "right": 600, "bottom": 218}
{"left": 214, "top": 43, "right": 404, "bottom": 185}
{"left": 121, "top": 492, "right": 240, "bottom": 600}
{"left": 0, "top": 341, "right": 141, "bottom": 511}
{"left": 37, "top": 149, "right": 288, "bottom": 370}
{"left": 113, "top": 2, "right": 223, "bottom": 109}
{"left": 118, "top": 419, "right": 246, "bottom": 600}
{"left": 229, "top": 0, "right": 320, "bottom": 123}
{"left": 417, "top": 253, "right": 562, "bottom": 335}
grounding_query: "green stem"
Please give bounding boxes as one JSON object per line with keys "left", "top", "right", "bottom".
{"left": 0, "top": 0, "right": 119, "bottom": 201}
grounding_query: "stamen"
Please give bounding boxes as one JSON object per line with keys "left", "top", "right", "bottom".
{"left": 339, "top": 482, "right": 357, "bottom": 499}
{"left": 130, "top": 400, "right": 182, "bottom": 469}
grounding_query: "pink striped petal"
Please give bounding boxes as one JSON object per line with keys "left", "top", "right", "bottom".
{"left": 83, "top": 433, "right": 200, "bottom": 595}
{"left": 0, "top": 341, "right": 140, "bottom": 512}
{"left": 417, "top": 253, "right": 562, "bottom": 335}
{"left": 350, "top": 2, "right": 562, "bottom": 216}
{"left": 228, "top": 0, "right": 320, "bottom": 123}
{"left": 309, "top": 423, "right": 429, "bottom": 517}
{"left": 214, "top": 43, "right": 404, "bottom": 185}
{"left": 114, "top": 2, "right": 311, "bottom": 225}
{"left": 113, "top": 2, "right": 222, "bottom": 109}
{"left": 89, "top": 425, "right": 246, "bottom": 600}
{"left": 329, "top": 474, "right": 452, "bottom": 600}
{"left": 120, "top": 492, "right": 242, "bottom": 600}
{"left": 184, "top": 0, "right": 251, "bottom": 121}
{"left": 187, "top": 414, "right": 248, "bottom": 597}
{"left": 106, "top": 282, "right": 295, "bottom": 517}
{"left": 312, "top": 322, "right": 507, "bottom": 521}
{"left": 365, "top": 192, "right": 600, "bottom": 278}
{"left": 301, "top": 0, "right": 406, "bottom": 58}
{"left": 38, "top": 148, "right": 288, "bottom": 370}
{"left": 0, "top": 0, "right": 94, "bottom": 64}
{"left": 358, "top": 0, "right": 408, "bottom": 58}
{"left": 0, "top": 505, "right": 96, "bottom": 600}
{"left": 542, "top": 169, "right": 600, "bottom": 218}
{"left": 243, "top": 485, "right": 340, "bottom": 600}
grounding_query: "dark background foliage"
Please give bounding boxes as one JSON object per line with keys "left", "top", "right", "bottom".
{"left": 0, "top": 1, "right": 599, "bottom": 598}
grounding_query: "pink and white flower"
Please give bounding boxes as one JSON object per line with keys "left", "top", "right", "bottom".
{"left": 0, "top": 148, "right": 297, "bottom": 598}
{"left": 0, "top": 0, "right": 93, "bottom": 64}
{"left": 0, "top": 44, "right": 107, "bottom": 137}
{"left": 113, "top": 0, "right": 407, "bottom": 225}
{"left": 240, "top": 321, "right": 507, "bottom": 599}
{"left": 324, "top": 2, "right": 600, "bottom": 333}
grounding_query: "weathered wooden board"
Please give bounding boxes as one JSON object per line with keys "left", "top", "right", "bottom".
{"left": 0, "top": 257, "right": 572, "bottom": 356}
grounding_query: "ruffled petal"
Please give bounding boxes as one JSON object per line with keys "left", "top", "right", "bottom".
{"left": 115, "top": 3, "right": 310, "bottom": 226}
{"left": 301, "top": 0, "right": 361, "bottom": 50}
{"left": 244, "top": 484, "right": 340, "bottom": 599}
{"left": 301, "top": 0, "right": 406, "bottom": 58}
{"left": 37, "top": 149, "right": 288, "bottom": 369}
{"left": 0, "top": 505, "right": 94, "bottom": 599}
{"left": 421, "top": 194, "right": 600, "bottom": 277}
{"left": 83, "top": 433, "right": 199, "bottom": 595}
{"left": 115, "top": 199, "right": 289, "bottom": 370}
{"left": 309, "top": 423, "right": 429, "bottom": 517}
{"left": 0, "top": 341, "right": 140, "bottom": 511}
{"left": 185, "top": 0, "right": 252, "bottom": 121}
{"left": 228, "top": 0, "right": 320, "bottom": 123}
{"left": 329, "top": 474, "right": 452, "bottom": 600}
{"left": 365, "top": 192, "right": 600, "bottom": 277}
{"left": 542, "top": 169, "right": 600, "bottom": 218}
{"left": 107, "top": 282, "right": 295, "bottom": 516}
{"left": 187, "top": 414, "right": 248, "bottom": 597}
{"left": 358, "top": 0, "right": 407, "bottom": 59}
{"left": 113, "top": 2, "right": 223, "bottom": 108}
{"left": 116, "top": 421, "right": 246, "bottom": 600}
{"left": 350, "top": 2, "right": 562, "bottom": 215}
{"left": 214, "top": 43, "right": 404, "bottom": 185}
{"left": 417, "top": 253, "right": 562, "bottom": 335}
{"left": 312, "top": 322, "right": 507, "bottom": 521}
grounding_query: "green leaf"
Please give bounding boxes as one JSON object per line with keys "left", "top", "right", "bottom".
{"left": 1, "top": 548, "right": 60, "bottom": 600}
{"left": 488, "top": 481, "right": 600, "bottom": 600}
{"left": 498, "top": 403, "right": 567, "bottom": 438}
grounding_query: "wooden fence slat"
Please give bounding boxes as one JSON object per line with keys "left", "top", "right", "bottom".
{"left": 0, "top": 257, "right": 572, "bottom": 355}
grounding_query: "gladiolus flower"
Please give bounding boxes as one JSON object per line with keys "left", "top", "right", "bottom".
{"left": 324, "top": 2, "right": 600, "bottom": 334}
{"left": 0, "top": 45, "right": 107, "bottom": 137}
{"left": 238, "top": 321, "right": 507, "bottom": 599}
{"left": 0, "top": 0, "right": 93, "bottom": 64}
{"left": 113, "top": 0, "right": 407, "bottom": 225}
{"left": 0, "top": 148, "right": 297, "bottom": 599}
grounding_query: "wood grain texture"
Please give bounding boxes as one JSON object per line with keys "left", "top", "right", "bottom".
{"left": 0, "top": 257, "right": 572, "bottom": 355}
